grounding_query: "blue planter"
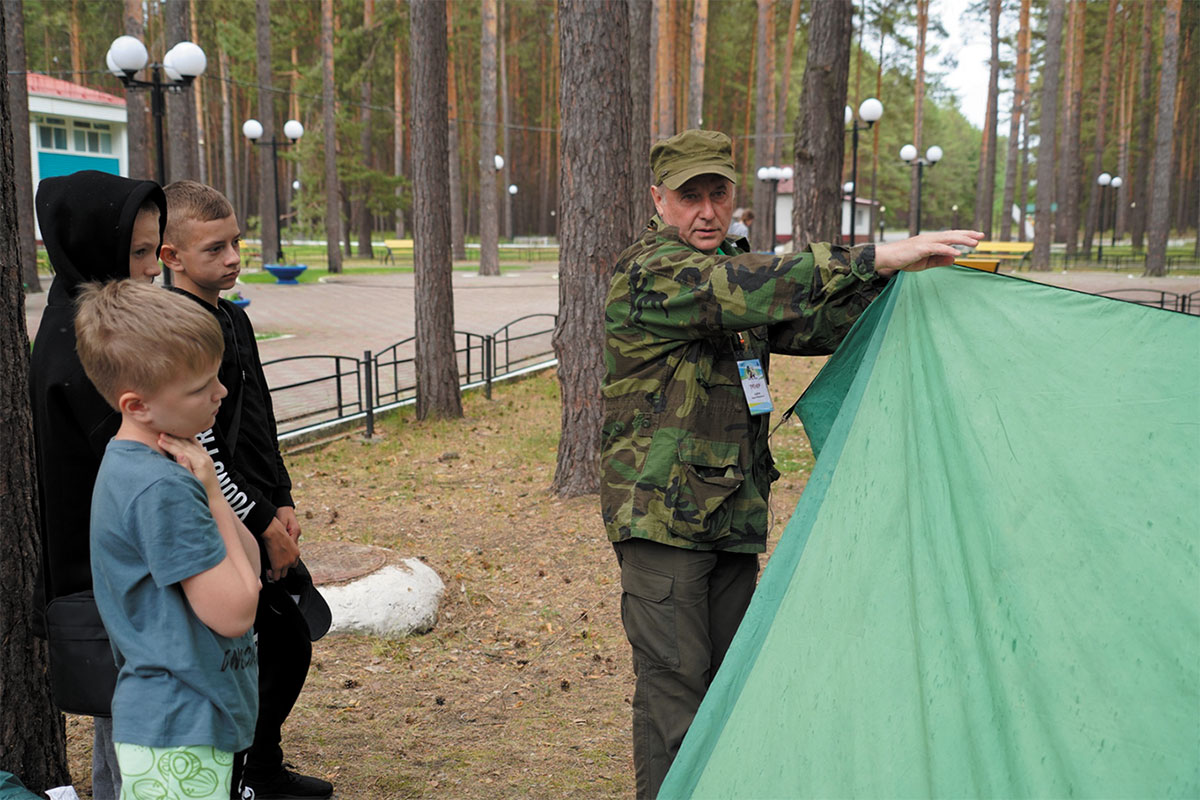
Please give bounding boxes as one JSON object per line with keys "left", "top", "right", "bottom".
{"left": 264, "top": 264, "right": 308, "bottom": 285}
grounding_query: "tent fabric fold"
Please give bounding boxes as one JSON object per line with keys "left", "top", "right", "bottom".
{"left": 660, "top": 267, "right": 1200, "bottom": 799}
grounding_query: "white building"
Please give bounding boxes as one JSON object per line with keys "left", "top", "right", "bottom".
{"left": 773, "top": 178, "right": 879, "bottom": 246}
{"left": 26, "top": 74, "right": 129, "bottom": 237}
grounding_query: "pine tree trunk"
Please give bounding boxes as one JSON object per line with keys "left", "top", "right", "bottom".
{"left": 792, "top": 0, "right": 852, "bottom": 250}
{"left": 394, "top": 0, "right": 406, "bottom": 238}
{"left": 357, "top": 0, "right": 375, "bottom": 259}
{"left": 751, "top": 0, "right": 774, "bottom": 251}
{"left": 255, "top": 0, "right": 279, "bottom": 263}
{"left": 220, "top": 50, "right": 235, "bottom": 209}
{"left": 971, "top": 0, "right": 1000, "bottom": 237}
{"left": 123, "top": 0, "right": 151, "bottom": 181}
{"left": 1000, "top": 0, "right": 1031, "bottom": 242}
{"left": 1032, "top": 0, "right": 1066, "bottom": 271}
{"left": 1144, "top": 0, "right": 1181, "bottom": 276}
{"left": 686, "top": 0, "right": 708, "bottom": 129}
{"left": 552, "top": 0, "right": 632, "bottom": 497}
{"left": 188, "top": 0, "right": 206, "bottom": 184}
{"left": 1129, "top": 0, "right": 1155, "bottom": 248}
{"left": 629, "top": 0, "right": 654, "bottom": 225}
{"left": 165, "top": 0, "right": 198, "bottom": 181}
{"left": 775, "top": 0, "right": 803, "bottom": 181}
{"left": 1055, "top": 0, "right": 1078, "bottom": 245}
{"left": 0, "top": 10, "right": 70, "bottom": 784}
{"left": 1062, "top": 0, "right": 1084, "bottom": 254}
{"left": 446, "top": 0, "right": 466, "bottom": 261}
{"left": 499, "top": 0, "right": 512, "bottom": 241}
{"left": 654, "top": 0, "right": 673, "bottom": 138}
{"left": 321, "top": 0, "right": 342, "bottom": 272}
{"left": 908, "top": 0, "right": 928, "bottom": 236}
{"left": 3, "top": 0, "right": 39, "bottom": 293}
{"left": 1082, "top": 0, "right": 1118, "bottom": 257}
{"left": 410, "top": 0, "right": 462, "bottom": 420}
{"left": 479, "top": 0, "right": 500, "bottom": 275}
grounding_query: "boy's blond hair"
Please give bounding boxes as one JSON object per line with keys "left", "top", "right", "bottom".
{"left": 75, "top": 280, "right": 224, "bottom": 409}
{"left": 163, "top": 180, "right": 236, "bottom": 247}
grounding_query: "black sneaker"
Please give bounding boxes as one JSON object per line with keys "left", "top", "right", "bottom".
{"left": 244, "top": 766, "right": 333, "bottom": 799}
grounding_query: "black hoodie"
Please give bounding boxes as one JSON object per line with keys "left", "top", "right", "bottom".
{"left": 30, "top": 171, "right": 167, "bottom": 609}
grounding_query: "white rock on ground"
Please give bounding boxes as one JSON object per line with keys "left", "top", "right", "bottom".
{"left": 319, "top": 558, "right": 445, "bottom": 638}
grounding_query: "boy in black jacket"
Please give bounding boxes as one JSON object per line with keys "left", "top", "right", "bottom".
{"left": 160, "top": 180, "right": 331, "bottom": 800}
{"left": 31, "top": 170, "right": 168, "bottom": 800}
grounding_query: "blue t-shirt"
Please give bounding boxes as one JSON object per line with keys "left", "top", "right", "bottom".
{"left": 90, "top": 439, "right": 258, "bottom": 752}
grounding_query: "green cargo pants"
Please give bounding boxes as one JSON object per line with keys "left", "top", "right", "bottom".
{"left": 614, "top": 538, "right": 759, "bottom": 799}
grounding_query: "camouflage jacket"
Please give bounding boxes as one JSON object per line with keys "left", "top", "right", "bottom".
{"left": 601, "top": 216, "right": 889, "bottom": 552}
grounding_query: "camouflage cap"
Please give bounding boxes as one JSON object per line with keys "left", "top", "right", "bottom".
{"left": 650, "top": 129, "right": 738, "bottom": 190}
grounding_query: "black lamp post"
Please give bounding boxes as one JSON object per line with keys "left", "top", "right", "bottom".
{"left": 900, "top": 143, "right": 943, "bottom": 234}
{"left": 844, "top": 98, "right": 883, "bottom": 246}
{"left": 1109, "top": 175, "right": 1122, "bottom": 247}
{"left": 106, "top": 35, "right": 207, "bottom": 187}
{"left": 243, "top": 119, "right": 305, "bottom": 264}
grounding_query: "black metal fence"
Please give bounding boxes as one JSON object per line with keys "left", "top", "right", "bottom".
{"left": 1094, "top": 289, "right": 1200, "bottom": 314}
{"left": 264, "top": 313, "right": 557, "bottom": 438}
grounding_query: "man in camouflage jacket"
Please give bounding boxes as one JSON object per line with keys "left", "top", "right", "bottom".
{"left": 602, "top": 129, "right": 981, "bottom": 798}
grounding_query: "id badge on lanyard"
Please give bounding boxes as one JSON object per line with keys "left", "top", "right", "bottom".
{"left": 735, "top": 332, "right": 773, "bottom": 415}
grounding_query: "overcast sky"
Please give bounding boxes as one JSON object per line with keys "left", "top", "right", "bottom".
{"left": 940, "top": 0, "right": 996, "bottom": 130}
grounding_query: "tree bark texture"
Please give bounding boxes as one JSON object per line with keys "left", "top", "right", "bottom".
{"left": 479, "top": 0, "right": 500, "bottom": 275}
{"left": 410, "top": 0, "right": 463, "bottom": 420}
{"left": 1032, "top": 0, "right": 1066, "bottom": 271}
{"left": 653, "top": 0, "right": 673, "bottom": 138}
{"left": 1129, "top": 0, "right": 1155, "bottom": 247}
{"left": 3, "top": 0, "right": 39, "bottom": 293}
{"left": 500, "top": 0, "right": 513, "bottom": 241}
{"left": 321, "top": 0, "right": 343, "bottom": 272}
{"left": 628, "top": 0, "right": 654, "bottom": 225}
{"left": 971, "top": 0, "right": 1000, "bottom": 237}
{"left": 446, "top": 0, "right": 466, "bottom": 261}
{"left": 165, "top": 0, "right": 198, "bottom": 182}
{"left": 686, "top": 0, "right": 708, "bottom": 130}
{"left": 188, "top": 0, "right": 206, "bottom": 184}
{"left": 357, "top": 0, "right": 375, "bottom": 259}
{"left": 908, "top": 0, "right": 928, "bottom": 236}
{"left": 792, "top": 0, "right": 852, "bottom": 251}
{"left": 999, "top": 0, "right": 1031, "bottom": 242}
{"left": 1082, "top": 0, "right": 1118, "bottom": 257}
{"left": 552, "top": 0, "right": 632, "bottom": 497}
{"left": 219, "top": 49, "right": 235, "bottom": 208}
{"left": 394, "top": 0, "right": 406, "bottom": 238}
{"left": 1061, "top": 0, "right": 1085, "bottom": 253}
{"left": 123, "top": 0, "right": 151, "bottom": 181}
{"left": 255, "top": 0, "right": 279, "bottom": 263}
{"left": 0, "top": 9, "right": 70, "bottom": 785}
{"left": 774, "top": 0, "right": 803, "bottom": 179}
{"left": 1144, "top": 0, "right": 1181, "bottom": 276}
{"left": 751, "top": 0, "right": 775, "bottom": 252}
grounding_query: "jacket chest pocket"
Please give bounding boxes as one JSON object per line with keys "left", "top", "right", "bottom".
{"left": 664, "top": 437, "right": 744, "bottom": 543}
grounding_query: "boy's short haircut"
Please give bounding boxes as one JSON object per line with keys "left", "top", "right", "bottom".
{"left": 163, "top": 180, "right": 236, "bottom": 247}
{"left": 137, "top": 196, "right": 162, "bottom": 216}
{"left": 75, "top": 281, "right": 224, "bottom": 409}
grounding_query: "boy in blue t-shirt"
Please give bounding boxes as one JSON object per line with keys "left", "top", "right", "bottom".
{"left": 75, "top": 280, "right": 262, "bottom": 800}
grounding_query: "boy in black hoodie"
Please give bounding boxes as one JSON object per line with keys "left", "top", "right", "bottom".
{"left": 160, "top": 180, "right": 331, "bottom": 800}
{"left": 31, "top": 170, "right": 168, "bottom": 800}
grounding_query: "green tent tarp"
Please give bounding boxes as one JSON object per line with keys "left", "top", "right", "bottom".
{"left": 661, "top": 267, "right": 1200, "bottom": 799}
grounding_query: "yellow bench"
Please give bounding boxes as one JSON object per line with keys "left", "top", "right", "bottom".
{"left": 381, "top": 238, "right": 413, "bottom": 264}
{"left": 970, "top": 241, "right": 1034, "bottom": 270}
{"left": 954, "top": 257, "right": 1001, "bottom": 273}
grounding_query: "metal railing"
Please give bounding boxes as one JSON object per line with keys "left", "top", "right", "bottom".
{"left": 1093, "top": 289, "right": 1199, "bottom": 314}
{"left": 263, "top": 313, "right": 558, "bottom": 439}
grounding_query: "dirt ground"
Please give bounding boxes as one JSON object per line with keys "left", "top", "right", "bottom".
{"left": 65, "top": 356, "right": 827, "bottom": 799}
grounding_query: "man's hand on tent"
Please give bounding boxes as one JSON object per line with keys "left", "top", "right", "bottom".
{"left": 874, "top": 230, "right": 985, "bottom": 277}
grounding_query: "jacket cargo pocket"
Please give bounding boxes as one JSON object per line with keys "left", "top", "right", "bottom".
{"left": 666, "top": 437, "right": 744, "bottom": 543}
{"left": 619, "top": 559, "right": 678, "bottom": 669}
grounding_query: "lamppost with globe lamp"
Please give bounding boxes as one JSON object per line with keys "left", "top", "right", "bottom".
{"left": 507, "top": 184, "right": 518, "bottom": 239}
{"left": 844, "top": 98, "right": 882, "bottom": 245}
{"left": 756, "top": 165, "right": 793, "bottom": 253}
{"left": 1108, "top": 176, "right": 1122, "bottom": 248}
{"left": 900, "top": 143, "right": 943, "bottom": 234}
{"left": 106, "top": 35, "right": 206, "bottom": 186}
{"left": 243, "top": 118, "right": 304, "bottom": 264}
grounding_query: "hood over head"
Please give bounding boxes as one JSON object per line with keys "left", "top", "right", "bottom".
{"left": 36, "top": 170, "right": 167, "bottom": 305}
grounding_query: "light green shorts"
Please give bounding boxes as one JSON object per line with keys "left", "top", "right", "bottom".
{"left": 113, "top": 743, "right": 233, "bottom": 800}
